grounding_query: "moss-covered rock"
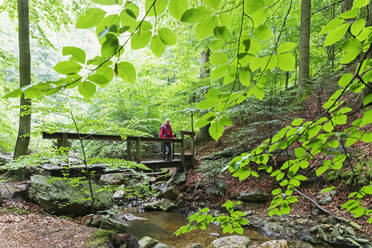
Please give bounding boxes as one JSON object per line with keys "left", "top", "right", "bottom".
{"left": 85, "top": 229, "right": 115, "bottom": 248}
{"left": 29, "top": 175, "right": 113, "bottom": 216}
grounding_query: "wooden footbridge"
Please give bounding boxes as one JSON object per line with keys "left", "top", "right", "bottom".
{"left": 42, "top": 130, "right": 195, "bottom": 174}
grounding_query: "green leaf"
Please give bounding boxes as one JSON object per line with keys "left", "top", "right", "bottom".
{"left": 54, "top": 61, "right": 82, "bottom": 75}
{"left": 252, "top": 86, "right": 265, "bottom": 100}
{"left": 272, "top": 188, "right": 282, "bottom": 195}
{"left": 145, "top": 0, "right": 169, "bottom": 17}
{"left": 76, "top": 8, "right": 106, "bottom": 29}
{"left": 363, "top": 93, "right": 372, "bottom": 106}
{"left": 324, "top": 23, "right": 350, "bottom": 46}
{"left": 87, "top": 74, "right": 110, "bottom": 86}
{"left": 91, "top": 0, "right": 123, "bottom": 5}
{"left": 210, "top": 52, "right": 228, "bottom": 65}
{"left": 181, "top": 7, "right": 211, "bottom": 23}
{"left": 278, "top": 53, "right": 295, "bottom": 71}
{"left": 4, "top": 88, "right": 22, "bottom": 98}
{"left": 338, "top": 8, "right": 359, "bottom": 19}
{"left": 62, "top": 47, "right": 86, "bottom": 64}
{"left": 338, "top": 73, "right": 354, "bottom": 88}
{"left": 278, "top": 42, "right": 297, "bottom": 54}
{"left": 341, "top": 38, "right": 361, "bottom": 64}
{"left": 169, "top": 0, "right": 188, "bottom": 20}
{"left": 204, "top": 0, "right": 222, "bottom": 9}
{"left": 131, "top": 30, "right": 152, "bottom": 49}
{"left": 291, "top": 118, "right": 303, "bottom": 127}
{"left": 158, "top": 28, "right": 177, "bottom": 45}
{"left": 251, "top": 8, "right": 267, "bottom": 26}
{"left": 320, "top": 18, "right": 345, "bottom": 35}
{"left": 294, "top": 147, "right": 306, "bottom": 158}
{"left": 253, "top": 25, "right": 272, "bottom": 40}
{"left": 244, "top": 0, "right": 265, "bottom": 15}
{"left": 353, "top": 0, "right": 369, "bottom": 8}
{"left": 351, "top": 19, "right": 365, "bottom": 36}
{"left": 316, "top": 165, "right": 329, "bottom": 176}
{"left": 209, "top": 119, "right": 225, "bottom": 141}
{"left": 239, "top": 70, "right": 251, "bottom": 87}
{"left": 196, "top": 16, "right": 218, "bottom": 40}
{"left": 327, "top": 139, "right": 340, "bottom": 148}
{"left": 210, "top": 40, "right": 224, "bottom": 51}
{"left": 219, "top": 12, "right": 232, "bottom": 28}
{"left": 150, "top": 35, "right": 166, "bottom": 57}
{"left": 120, "top": 8, "right": 137, "bottom": 32}
{"left": 96, "top": 66, "right": 114, "bottom": 82}
{"left": 211, "top": 65, "right": 228, "bottom": 79}
{"left": 321, "top": 187, "right": 336, "bottom": 194}
{"left": 361, "top": 132, "right": 372, "bottom": 143}
{"left": 195, "top": 112, "right": 216, "bottom": 128}
{"left": 117, "top": 62, "right": 136, "bottom": 83}
{"left": 214, "top": 26, "right": 228, "bottom": 40}
{"left": 101, "top": 34, "right": 119, "bottom": 57}
{"left": 78, "top": 81, "right": 96, "bottom": 98}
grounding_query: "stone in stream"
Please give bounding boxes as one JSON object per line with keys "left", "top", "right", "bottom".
{"left": 208, "top": 236, "right": 251, "bottom": 248}
{"left": 256, "top": 240, "right": 288, "bottom": 248}
{"left": 28, "top": 175, "right": 113, "bottom": 216}
{"left": 100, "top": 216, "right": 129, "bottom": 233}
{"left": 159, "top": 185, "right": 180, "bottom": 201}
{"left": 143, "top": 199, "right": 175, "bottom": 211}
{"left": 138, "top": 236, "right": 160, "bottom": 248}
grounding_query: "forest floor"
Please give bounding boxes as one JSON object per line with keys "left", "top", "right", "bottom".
{"left": 0, "top": 199, "right": 96, "bottom": 248}
{"left": 179, "top": 88, "right": 372, "bottom": 236}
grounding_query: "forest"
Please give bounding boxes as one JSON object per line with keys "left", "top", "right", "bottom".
{"left": 0, "top": 0, "right": 371, "bottom": 247}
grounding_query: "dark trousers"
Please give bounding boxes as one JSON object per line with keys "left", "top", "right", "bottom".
{"left": 162, "top": 142, "right": 171, "bottom": 159}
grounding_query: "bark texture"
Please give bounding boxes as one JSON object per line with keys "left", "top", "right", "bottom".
{"left": 298, "top": 0, "right": 311, "bottom": 88}
{"left": 14, "top": 0, "right": 32, "bottom": 159}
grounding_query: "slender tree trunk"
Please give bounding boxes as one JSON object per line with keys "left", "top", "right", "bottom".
{"left": 368, "top": 0, "right": 372, "bottom": 26}
{"left": 327, "top": 5, "right": 335, "bottom": 71}
{"left": 341, "top": 0, "right": 353, "bottom": 13}
{"left": 298, "top": 0, "right": 311, "bottom": 88}
{"left": 14, "top": 0, "right": 31, "bottom": 159}
{"left": 196, "top": 49, "right": 212, "bottom": 144}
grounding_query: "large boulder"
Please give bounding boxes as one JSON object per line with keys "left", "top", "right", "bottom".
{"left": 159, "top": 185, "right": 180, "bottom": 201}
{"left": 143, "top": 199, "right": 175, "bottom": 211}
{"left": 257, "top": 240, "right": 288, "bottom": 248}
{"left": 167, "top": 170, "right": 186, "bottom": 186}
{"left": 208, "top": 236, "right": 251, "bottom": 248}
{"left": 138, "top": 236, "right": 159, "bottom": 248}
{"left": 238, "top": 189, "right": 268, "bottom": 203}
{"left": 29, "top": 175, "right": 113, "bottom": 216}
{"left": 100, "top": 173, "right": 126, "bottom": 185}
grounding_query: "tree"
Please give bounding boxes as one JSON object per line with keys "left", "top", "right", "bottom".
{"left": 13, "top": 0, "right": 31, "bottom": 159}
{"left": 298, "top": 0, "right": 311, "bottom": 88}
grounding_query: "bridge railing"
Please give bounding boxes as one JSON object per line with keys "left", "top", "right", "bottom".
{"left": 42, "top": 130, "right": 195, "bottom": 167}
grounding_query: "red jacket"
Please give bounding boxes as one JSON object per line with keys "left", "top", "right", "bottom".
{"left": 160, "top": 124, "right": 174, "bottom": 139}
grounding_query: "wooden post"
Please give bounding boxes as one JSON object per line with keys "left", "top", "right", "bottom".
{"left": 127, "top": 141, "right": 132, "bottom": 161}
{"left": 181, "top": 132, "right": 185, "bottom": 167}
{"left": 172, "top": 142, "right": 175, "bottom": 159}
{"left": 136, "top": 137, "right": 141, "bottom": 163}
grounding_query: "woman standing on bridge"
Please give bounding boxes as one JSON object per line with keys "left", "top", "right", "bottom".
{"left": 160, "top": 118, "right": 174, "bottom": 161}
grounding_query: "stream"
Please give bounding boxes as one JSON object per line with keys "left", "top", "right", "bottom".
{"left": 118, "top": 208, "right": 329, "bottom": 248}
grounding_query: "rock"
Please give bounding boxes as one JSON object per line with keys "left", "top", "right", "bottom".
{"left": 0, "top": 181, "right": 31, "bottom": 200}
{"left": 159, "top": 185, "right": 180, "bottom": 201}
{"left": 238, "top": 189, "right": 268, "bottom": 203}
{"left": 316, "top": 189, "right": 337, "bottom": 205}
{"left": 122, "top": 213, "right": 147, "bottom": 221}
{"left": 138, "top": 236, "right": 159, "bottom": 248}
{"left": 143, "top": 199, "right": 175, "bottom": 211}
{"left": 257, "top": 240, "right": 288, "bottom": 248}
{"left": 287, "top": 241, "right": 313, "bottom": 248}
{"left": 208, "top": 232, "right": 220, "bottom": 237}
{"left": 167, "top": 170, "right": 186, "bottom": 186}
{"left": 100, "top": 173, "right": 126, "bottom": 185}
{"left": 29, "top": 175, "right": 113, "bottom": 216}
{"left": 186, "top": 243, "right": 203, "bottom": 248}
{"left": 153, "top": 243, "right": 169, "bottom": 248}
{"left": 208, "top": 236, "right": 251, "bottom": 248}
{"left": 100, "top": 216, "right": 129, "bottom": 233}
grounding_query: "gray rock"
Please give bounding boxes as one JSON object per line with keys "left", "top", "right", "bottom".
{"left": 159, "top": 185, "right": 180, "bottom": 201}
{"left": 138, "top": 236, "right": 159, "bottom": 248}
{"left": 100, "top": 216, "right": 129, "bottom": 232}
{"left": 208, "top": 236, "right": 251, "bottom": 248}
{"left": 186, "top": 243, "right": 203, "bottom": 248}
{"left": 316, "top": 189, "right": 337, "bottom": 206}
{"left": 100, "top": 173, "right": 126, "bottom": 185}
{"left": 208, "top": 232, "right": 220, "bottom": 237}
{"left": 288, "top": 241, "right": 313, "bottom": 248}
{"left": 143, "top": 199, "right": 175, "bottom": 211}
{"left": 238, "top": 189, "right": 268, "bottom": 203}
{"left": 167, "top": 170, "right": 186, "bottom": 186}
{"left": 153, "top": 243, "right": 169, "bottom": 248}
{"left": 0, "top": 181, "right": 31, "bottom": 200}
{"left": 29, "top": 175, "right": 113, "bottom": 216}
{"left": 256, "top": 240, "right": 288, "bottom": 248}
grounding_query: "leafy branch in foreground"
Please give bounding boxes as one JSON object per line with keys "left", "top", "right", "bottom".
{"left": 175, "top": 200, "right": 248, "bottom": 236}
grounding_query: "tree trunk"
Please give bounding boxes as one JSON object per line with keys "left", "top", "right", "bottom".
{"left": 368, "top": 0, "right": 372, "bottom": 26}
{"left": 14, "top": 0, "right": 31, "bottom": 159}
{"left": 298, "top": 0, "right": 311, "bottom": 88}
{"left": 341, "top": 0, "right": 353, "bottom": 13}
{"left": 196, "top": 49, "right": 212, "bottom": 144}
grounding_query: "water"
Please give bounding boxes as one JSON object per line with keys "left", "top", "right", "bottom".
{"left": 119, "top": 208, "right": 270, "bottom": 247}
